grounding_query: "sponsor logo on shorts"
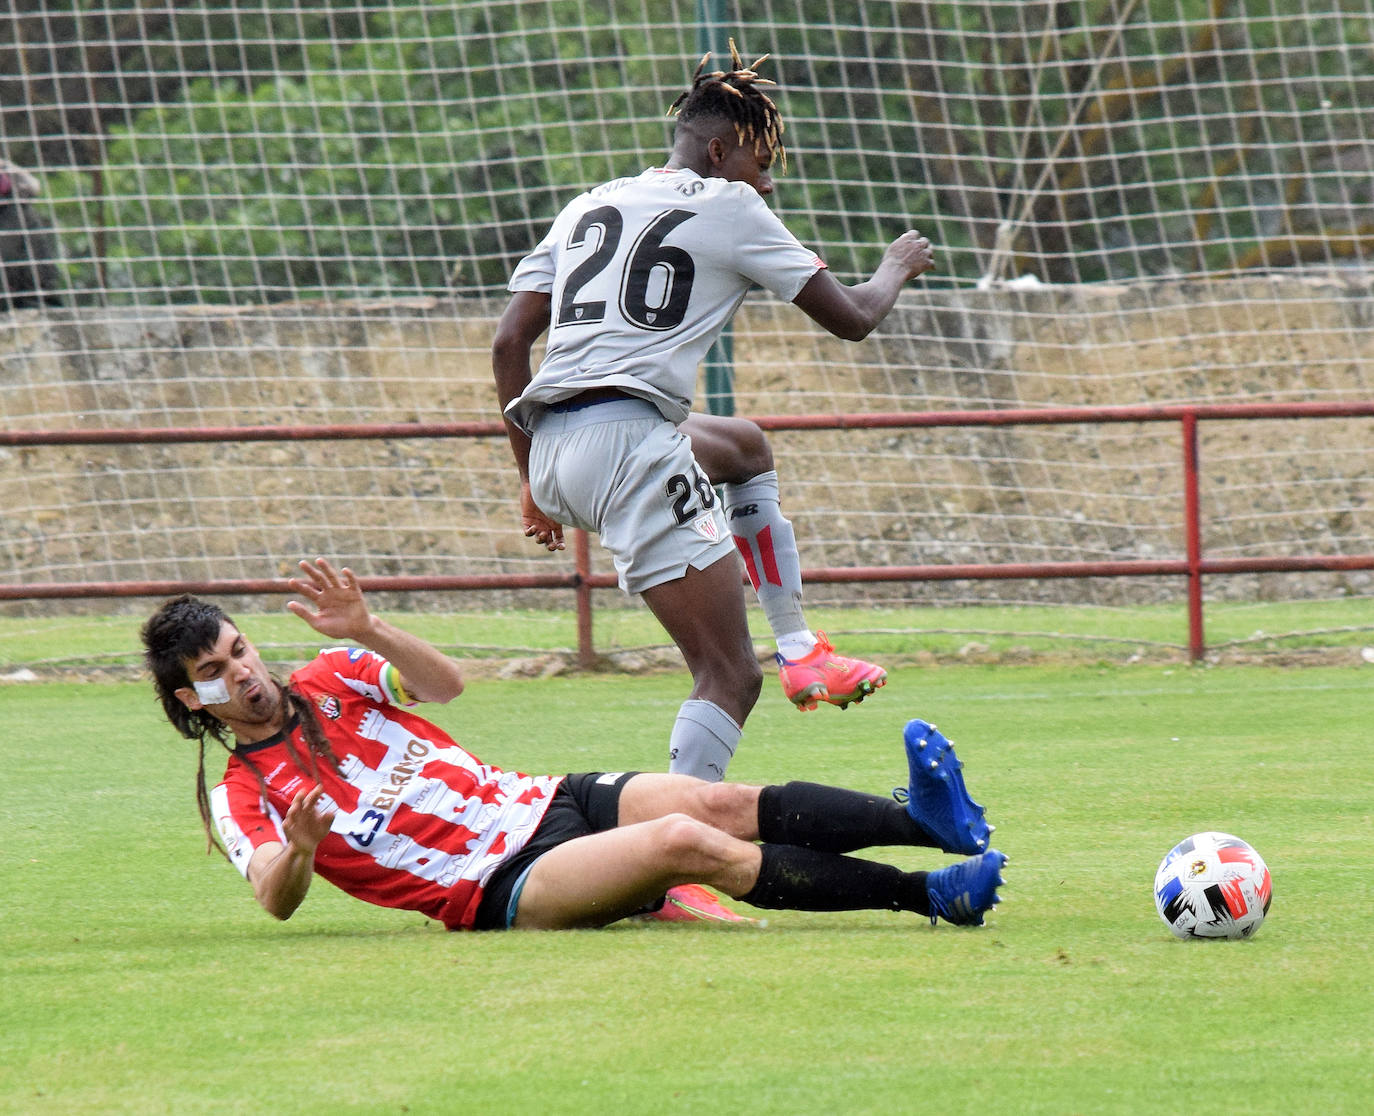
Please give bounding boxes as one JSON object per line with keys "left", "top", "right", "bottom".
{"left": 692, "top": 513, "right": 720, "bottom": 543}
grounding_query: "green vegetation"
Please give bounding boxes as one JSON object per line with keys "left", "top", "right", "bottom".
{"left": 8, "top": 1, "right": 1373, "bottom": 302}
{"left": 3, "top": 661, "right": 1371, "bottom": 1113}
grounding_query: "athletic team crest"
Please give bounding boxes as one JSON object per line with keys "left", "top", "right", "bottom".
{"left": 216, "top": 816, "right": 241, "bottom": 856}
{"left": 692, "top": 513, "right": 720, "bottom": 544}
{"left": 314, "top": 693, "right": 342, "bottom": 720}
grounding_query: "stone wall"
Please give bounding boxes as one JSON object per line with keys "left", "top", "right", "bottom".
{"left": 3, "top": 275, "right": 1373, "bottom": 615}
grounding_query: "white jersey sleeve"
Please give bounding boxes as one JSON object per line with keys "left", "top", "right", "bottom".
{"left": 505, "top": 167, "right": 824, "bottom": 430}
{"left": 209, "top": 780, "right": 285, "bottom": 880}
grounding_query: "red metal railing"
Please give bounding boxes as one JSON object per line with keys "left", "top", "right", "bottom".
{"left": 5, "top": 399, "right": 1373, "bottom": 661}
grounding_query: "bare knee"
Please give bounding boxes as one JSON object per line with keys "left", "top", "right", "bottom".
{"left": 687, "top": 415, "right": 775, "bottom": 485}
{"left": 649, "top": 813, "right": 743, "bottom": 876}
{"left": 688, "top": 643, "right": 763, "bottom": 717}
{"left": 734, "top": 654, "right": 764, "bottom": 707}
{"left": 692, "top": 782, "right": 762, "bottom": 839}
{"left": 728, "top": 420, "right": 774, "bottom": 480}
{"left": 715, "top": 655, "right": 764, "bottom": 715}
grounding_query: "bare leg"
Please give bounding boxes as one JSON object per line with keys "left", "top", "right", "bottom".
{"left": 685, "top": 413, "right": 889, "bottom": 712}
{"left": 512, "top": 814, "right": 763, "bottom": 929}
{"left": 508, "top": 775, "right": 1001, "bottom": 929}
{"left": 509, "top": 794, "right": 977, "bottom": 929}
{"left": 616, "top": 773, "right": 763, "bottom": 837}
{"left": 616, "top": 773, "right": 930, "bottom": 853}
{"left": 640, "top": 551, "right": 762, "bottom": 727}
{"left": 681, "top": 412, "right": 773, "bottom": 485}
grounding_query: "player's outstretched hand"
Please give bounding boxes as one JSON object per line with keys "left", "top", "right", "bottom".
{"left": 286, "top": 557, "right": 372, "bottom": 639}
{"left": 887, "top": 230, "right": 935, "bottom": 281}
{"left": 521, "top": 481, "right": 565, "bottom": 551}
{"left": 283, "top": 784, "right": 336, "bottom": 856}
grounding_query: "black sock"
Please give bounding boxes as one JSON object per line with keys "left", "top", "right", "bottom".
{"left": 757, "top": 781, "right": 936, "bottom": 853}
{"left": 738, "top": 843, "right": 930, "bottom": 915}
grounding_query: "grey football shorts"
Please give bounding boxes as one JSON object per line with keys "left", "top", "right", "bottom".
{"left": 528, "top": 396, "right": 736, "bottom": 595}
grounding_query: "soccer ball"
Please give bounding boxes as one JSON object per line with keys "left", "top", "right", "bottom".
{"left": 1153, "top": 831, "right": 1272, "bottom": 940}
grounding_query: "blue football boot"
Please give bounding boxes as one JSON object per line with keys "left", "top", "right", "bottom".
{"left": 926, "top": 850, "right": 1008, "bottom": 927}
{"left": 893, "top": 718, "right": 993, "bottom": 855}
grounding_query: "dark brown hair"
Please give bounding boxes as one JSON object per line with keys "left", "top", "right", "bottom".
{"left": 141, "top": 595, "right": 340, "bottom": 858}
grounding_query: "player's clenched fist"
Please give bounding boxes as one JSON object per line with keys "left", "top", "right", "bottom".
{"left": 887, "top": 231, "right": 935, "bottom": 280}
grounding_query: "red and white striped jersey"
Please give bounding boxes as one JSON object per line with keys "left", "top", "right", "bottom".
{"left": 208, "top": 646, "right": 562, "bottom": 930}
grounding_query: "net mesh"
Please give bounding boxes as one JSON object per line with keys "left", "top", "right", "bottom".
{"left": 2, "top": 1, "right": 1373, "bottom": 639}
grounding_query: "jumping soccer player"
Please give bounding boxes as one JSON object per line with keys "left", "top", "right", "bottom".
{"left": 141, "top": 558, "right": 1004, "bottom": 933}
{"left": 492, "top": 44, "right": 936, "bottom": 789}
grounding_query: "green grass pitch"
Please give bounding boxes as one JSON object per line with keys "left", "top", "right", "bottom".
{"left": 4, "top": 660, "right": 1372, "bottom": 1114}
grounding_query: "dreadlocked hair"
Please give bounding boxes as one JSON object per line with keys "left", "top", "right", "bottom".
{"left": 667, "top": 38, "right": 786, "bottom": 169}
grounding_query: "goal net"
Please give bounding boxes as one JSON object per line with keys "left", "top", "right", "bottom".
{"left": 2, "top": 1, "right": 1373, "bottom": 655}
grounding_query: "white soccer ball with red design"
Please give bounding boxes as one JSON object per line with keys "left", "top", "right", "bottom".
{"left": 1153, "top": 831, "right": 1272, "bottom": 940}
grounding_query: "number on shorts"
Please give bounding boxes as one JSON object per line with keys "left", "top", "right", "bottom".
{"left": 665, "top": 465, "right": 717, "bottom": 525}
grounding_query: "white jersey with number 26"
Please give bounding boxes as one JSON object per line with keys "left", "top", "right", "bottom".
{"left": 504, "top": 166, "right": 824, "bottom": 433}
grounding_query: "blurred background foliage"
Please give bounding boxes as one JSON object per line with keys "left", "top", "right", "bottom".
{"left": 1, "top": 0, "right": 1372, "bottom": 305}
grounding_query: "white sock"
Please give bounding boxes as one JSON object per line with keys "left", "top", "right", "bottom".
{"left": 776, "top": 629, "right": 818, "bottom": 661}
{"left": 668, "top": 699, "right": 741, "bottom": 782}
